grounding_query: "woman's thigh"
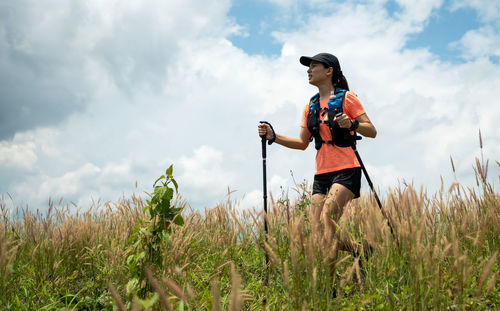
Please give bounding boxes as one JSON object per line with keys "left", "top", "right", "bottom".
{"left": 322, "top": 183, "right": 354, "bottom": 221}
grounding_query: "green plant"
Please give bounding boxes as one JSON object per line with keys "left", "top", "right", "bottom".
{"left": 127, "top": 165, "right": 184, "bottom": 295}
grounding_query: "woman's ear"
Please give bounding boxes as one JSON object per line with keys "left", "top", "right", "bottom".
{"left": 326, "top": 66, "right": 334, "bottom": 77}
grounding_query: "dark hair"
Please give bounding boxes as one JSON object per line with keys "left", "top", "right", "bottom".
{"left": 301, "top": 53, "right": 350, "bottom": 90}
{"left": 334, "top": 74, "right": 350, "bottom": 91}
{"left": 317, "top": 61, "right": 350, "bottom": 91}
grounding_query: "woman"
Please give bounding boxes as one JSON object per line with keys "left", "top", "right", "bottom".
{"left": 257, "top": 53, "right": 377, "bottom": 251}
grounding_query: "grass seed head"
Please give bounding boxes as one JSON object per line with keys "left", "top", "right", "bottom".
{"left": 163, "top": 278, "right": 188, "bottom": 302}
{"left": 476, "top": 251, "right": 498, "bottom": 296}
{"left": 145, "top": 267, "right": 172, "bottom": 311}
{"left": 229, "top": 262, "right": 242, "bottom": 311}
{"left": 210, "top": 278, "right": 221, "bottom": 311}
{"left": 108, "top": 281, "right": 126, "bottom": 311}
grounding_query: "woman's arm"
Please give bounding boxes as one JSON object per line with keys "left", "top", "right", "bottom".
{"left": 353, "top": 113, "right": 377, "bottom": 138}
{"left": 258, "top": 124, "right": 310, "bottom": 150}
{"left": 275, "top": 127, "right": 311, "bottom": 150}
{"left": 334, "top": 113, "right": 377, "bottom": 138}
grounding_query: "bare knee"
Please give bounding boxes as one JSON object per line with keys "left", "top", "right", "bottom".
{"left": 323, "top": 197, "right": 343, "bottom": 221}
{"left": 323, "top": 184, "right": 354, "bottom": 222}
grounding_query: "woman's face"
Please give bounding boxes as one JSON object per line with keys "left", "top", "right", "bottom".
{"left": 307, "top": 61, "right": 332, "bottom": 86}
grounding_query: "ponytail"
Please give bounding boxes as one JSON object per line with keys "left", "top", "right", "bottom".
{"left": 332, "top": 71, "right": 349, "bottom": 91}
{"left": 338, "top": 74, "right": 349, "bottom": 91}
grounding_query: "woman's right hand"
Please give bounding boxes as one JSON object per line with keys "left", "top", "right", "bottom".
{"left": 258, "top": 123, "right": 274, "bottom": 140}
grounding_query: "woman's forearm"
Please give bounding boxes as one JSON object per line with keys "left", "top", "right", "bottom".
{"left": 356, "top": 121, "right": 377, "bottom": 138}
{"left": 275, "top": 134, "right": 309, "bottom": 150}
{"left": 352, "top": 113, "right": 377, "bottom": 138}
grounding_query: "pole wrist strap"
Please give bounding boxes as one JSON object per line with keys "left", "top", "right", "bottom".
{"left": 259, "top": 121, "right": 276, "bottom": 145}
{"left": 349, "top": 119, "right": 359, "bottom": 131}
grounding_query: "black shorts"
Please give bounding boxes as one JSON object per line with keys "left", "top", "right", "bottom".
{"left": 312, "top": 167, "right": 361, "bottom": 198}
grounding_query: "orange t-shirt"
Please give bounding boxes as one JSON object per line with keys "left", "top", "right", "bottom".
{"left": 300, "top": 91, "right": 366, "bottom": 175}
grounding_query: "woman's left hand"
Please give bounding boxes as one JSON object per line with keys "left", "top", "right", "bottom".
{"left": 333, "top": 114, "right": 352, "bottom": 129}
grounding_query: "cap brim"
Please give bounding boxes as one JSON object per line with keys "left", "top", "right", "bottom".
{"left": 300, "top": 56, "right": 314, "bottom": 66}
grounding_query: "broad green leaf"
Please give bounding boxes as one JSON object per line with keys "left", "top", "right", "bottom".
{"left": 166, "top": 164, "right": 173, "bottom": 177}
{"left": 172, "top": 178, "right": 179, "bottom": 193}
{"left": 174, "top": 215, "right": 184, "bottom": 226}
{"left": 126, "top": 278, "right": 139, "bottom": 296}
{"left": 163, "top": 187, "right": 174, "bottom": 202}
{"left": 126, "top": 254, "right": 135, "bottom": 265}
{"left": 154, "top": 186, "right": 166, "bottom": 198}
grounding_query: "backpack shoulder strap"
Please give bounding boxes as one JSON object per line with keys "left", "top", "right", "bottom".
{"left": 308, "top": 93, "right": 320, "bottom": 111}
{"left": 306, "top": 93, "right": 323, "bottom": 150}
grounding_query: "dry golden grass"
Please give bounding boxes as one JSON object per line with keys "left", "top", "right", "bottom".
{"left": 0, "top": 160, "right": 499, "bottom": 310}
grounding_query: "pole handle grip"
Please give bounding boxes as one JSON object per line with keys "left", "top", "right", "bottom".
{"left": 259, "top": 121, "right": 276, "bottom": 146}
{"left": 261, "top": 136, "right": 266, "bottom": 158}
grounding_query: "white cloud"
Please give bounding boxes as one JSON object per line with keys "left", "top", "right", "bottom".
{"left": 0, "top": 128, "right": 64, "bottom": 170}
{"left": 0, "top": 140, "right": 37, "bottom": 169}
{"left": 7, "top": 159, "right": 139, "bottom": 210}
{"left": 274, "top": 0, "right": 500, "bottom": 191}
{"left": 177, "top": 145, "right": 234, "bottom": 204}
{"left": 362, "top": 163, "right": 408, "bottom": 194}
{"left": 1, "top": 0, "right": 499, "bottom": 213}
{"left": 449, "top": 0, "right": 500, "bottom": 60}
{"left": 269, "top": 175, "right": 289, "bottom": 194}
{"left": 39, "top": 162, "right": 101, "bottom": 197}
{"left": 238, "top": 189, "right": 262, "bottom": 210}
{"left": 394, "top": 0, "right": 444, "bottom": 25}
{"left": 236, "top": 175, "right": 289, "bottom": 211}
{"left": 454, "top": 26, "right": 500, "bottom": 59}
{"left": 450, "top": 0, "right": 500, "bottom": 23}
{"left": 178, "top": 145, "right": 231, "bottom": 187}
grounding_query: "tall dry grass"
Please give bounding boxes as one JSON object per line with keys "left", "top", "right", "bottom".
{"left": 1, "top": 160, "right": 499, "bottom": 310}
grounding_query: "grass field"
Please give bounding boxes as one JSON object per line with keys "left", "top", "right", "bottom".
{"left": 1, "top": 158, "right": 499, "bottom": 310}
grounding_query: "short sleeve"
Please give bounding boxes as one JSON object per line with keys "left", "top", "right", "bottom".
{"left": 343, "top": 91, "right": 365, "bottom": 119}
{"left": 300, "top": 103, "right": 309, "bottom": 128}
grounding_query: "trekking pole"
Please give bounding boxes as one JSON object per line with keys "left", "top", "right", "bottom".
{"left": 259, "top": 123, "right": 270, "bottom": 286}
{"left": 351, "top": 143, "right": 394, "bottom": 235}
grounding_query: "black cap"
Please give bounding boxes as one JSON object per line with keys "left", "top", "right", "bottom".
{"left": 300, "top": 53, "right": 341, "bottom": 74}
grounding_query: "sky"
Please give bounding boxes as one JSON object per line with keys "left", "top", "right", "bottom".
{"left": 1, "top": 0, "right": 499, "bottom": 213}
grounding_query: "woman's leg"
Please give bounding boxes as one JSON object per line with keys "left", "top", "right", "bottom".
{"left": 311, "top": 193, "right": 325, "bottom": 222}
{"left": 322, "top": 183, "right": 369, "bottom": 258}
{"left": 310, "top": 184, "right": 353, "bottom": 240}
{"left": 321, "top": 183, "right": 354, "bottom": 235}
{"left": 311, "top": 193, "right": 326, "bottom": 236}
{"left": 319, "top": 183, "right": 354, "bottom": 278}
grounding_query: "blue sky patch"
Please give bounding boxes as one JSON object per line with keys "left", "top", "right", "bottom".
{"left": 228, "top": 0, "right": 284, "bottom": 56}
{"left": 384, "top": 0, "right": 402, "bottom": 18}
{"left": 405, "top": 3, "right": 481, "bottom": 63}
{"left": 229, "top": 0, "right": 483, "bottom": 64}
{"left": 490, "top": 55, "right": 500, "bottom": 65}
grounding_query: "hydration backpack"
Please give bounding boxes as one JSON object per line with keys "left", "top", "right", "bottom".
{"left": 306, "top": 88, "right": 360, "bottom": 150}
